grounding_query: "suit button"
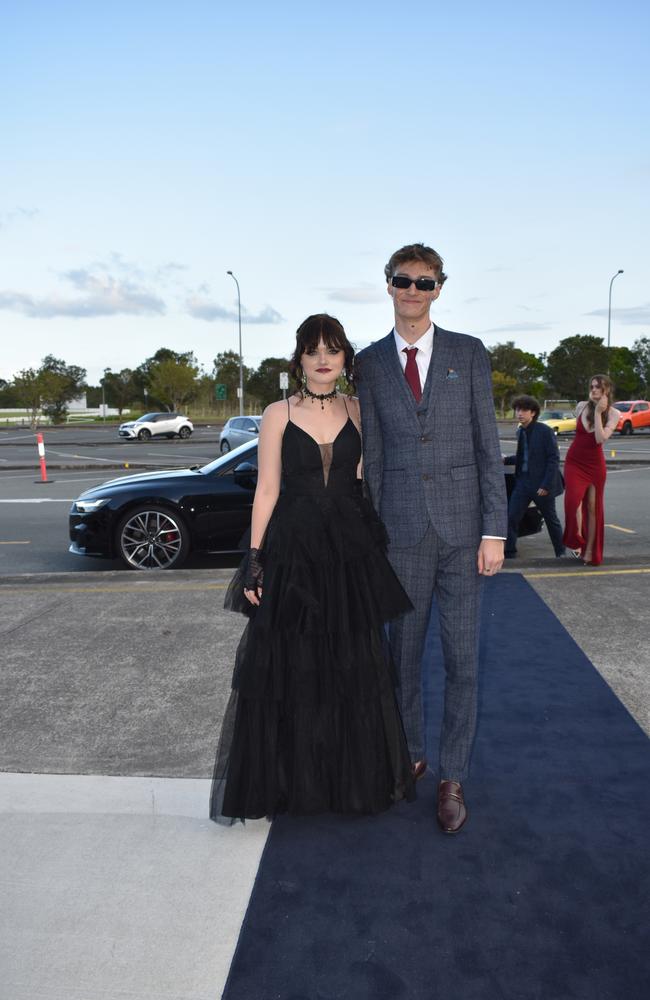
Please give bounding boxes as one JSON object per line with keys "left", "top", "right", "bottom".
{"left": 422, "top": 473, "right": 431, "bottom": 481}
{"left": 420, "top": 435, "right": 428, "bottom": 442}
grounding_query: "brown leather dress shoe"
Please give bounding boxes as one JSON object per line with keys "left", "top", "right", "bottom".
{"left": 437, "top": 780, "right": 467, "bottom": 834}
{"left": 411, "top": 759, "right": 428, "bottom": 781}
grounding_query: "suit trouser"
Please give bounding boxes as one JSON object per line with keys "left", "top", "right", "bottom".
{"left": 506, "top": 480, "right": 564, "bottom": 556}
{"left": 387, "top": 522, "right": 483, "bottom": 782}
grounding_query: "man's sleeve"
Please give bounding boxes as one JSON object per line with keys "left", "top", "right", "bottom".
{"left": 356, "top": 355, "right": 383, "bottom": 511}
{"left": 470, "top": 338, "right": 508, "bottom": 537}
{"left": 540, "top": 424, "right": 560, "bottom": 492}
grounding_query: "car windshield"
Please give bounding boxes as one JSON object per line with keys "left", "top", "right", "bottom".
{"left": 540, "top": 411, "right": 563, "bottom": 420}
{"left": 199, "top": 440, "right": 257, "bottom": 475}
{"left": 615, "top": 403, "right": 632, "bottom": 412}
{"left": 136, "top": 413, "right": 159, "bottom": 422}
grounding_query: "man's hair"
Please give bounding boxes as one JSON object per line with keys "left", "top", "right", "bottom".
{"left": 512, "top": 395, "right": 540, "bottom": 420}
{"left": 384, "top": 243, "right": 448, "bottom": 285}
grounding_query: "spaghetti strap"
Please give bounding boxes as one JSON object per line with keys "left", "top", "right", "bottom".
{"left": 286, "top": 398, "right": 291, "bottom": 422}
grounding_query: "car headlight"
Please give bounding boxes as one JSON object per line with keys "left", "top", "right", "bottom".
{"left": 74, "top": 497, "right": 111, "bottom": 513}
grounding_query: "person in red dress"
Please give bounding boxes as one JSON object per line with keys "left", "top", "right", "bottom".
{"left": 563, "top": 375, "right": 620, "bottom": 565}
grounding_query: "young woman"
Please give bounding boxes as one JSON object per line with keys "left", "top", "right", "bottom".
{"left": 210, "top": 314, "right": 414, "bottom": 822}
{"left": 562, "top": 375, "right": 620, "bottom": 566}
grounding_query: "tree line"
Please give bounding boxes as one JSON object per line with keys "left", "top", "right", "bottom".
{"left": 1, "top": 335, "right": 649, "bottom": 422}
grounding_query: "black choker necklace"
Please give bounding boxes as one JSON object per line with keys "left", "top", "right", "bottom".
{"left": 303, "top": 385, "right": 337, "bottom": 410}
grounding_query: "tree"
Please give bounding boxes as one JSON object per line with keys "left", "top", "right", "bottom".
{"left": 545, "top": 335, "right": 609, "bottom": 400}
{"left": 12, "top": 368, "right": 44, "bottom": 427}
{"left": 134, "top": 348, "right": 199, "bottom": 408}
{"left": 247, "top": 357, "right": 291, "bottom": 408}
{"left": 632, "top": 336, "right": 650, "bottom": 395}
{"left": 212, "top": 350, "right": 252, "bottom": 405}
{"left": 148, "top": 355, "right": 200, "bottom": 411}
{"left": 488, "top": 341, "right": 546, "bottom": 396}
{"left": 102, "top": 368, "right": 137, "bottom": 416}
{"left": 607, "top": 346, "right": 639, "bottom": 399}
{"left": 37, "top": 355, "right": 87, "bottom": 423}
{"left": 491, "top": 371, "right": 517, "bottom": 417}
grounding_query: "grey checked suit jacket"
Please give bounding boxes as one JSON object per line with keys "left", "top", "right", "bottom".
{"left": 356, "top": 327, "right": 508, "bottom": 548}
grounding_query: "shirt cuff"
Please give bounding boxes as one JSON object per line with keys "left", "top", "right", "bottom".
{"left": 482, "top": 535, "right": 506, "bottom": 540}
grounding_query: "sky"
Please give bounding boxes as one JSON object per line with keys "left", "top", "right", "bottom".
{"left": 1, "top": 0, "right": 649, "bottom": 386}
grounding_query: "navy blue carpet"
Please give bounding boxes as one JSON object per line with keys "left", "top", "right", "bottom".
{"left": 222, "top": 574, "right": 650, "bottom": 1000}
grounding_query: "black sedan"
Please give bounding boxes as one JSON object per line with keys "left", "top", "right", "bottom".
{"left": 70, "top": 440, "right": 541, "bottom": 571}
{"left": 69, "top": 441, "right": 258, "bottom": 570}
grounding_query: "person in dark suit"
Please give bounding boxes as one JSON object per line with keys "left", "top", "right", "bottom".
{"left": 503, "top": 396, "right": 566, "bottom": 559}
{"left": 356, "top": 243, "right": 507, "bottom": 834}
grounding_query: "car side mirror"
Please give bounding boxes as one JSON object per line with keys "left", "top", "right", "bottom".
{"left": 233, "top": 462, "right": 258, "bottom": 489}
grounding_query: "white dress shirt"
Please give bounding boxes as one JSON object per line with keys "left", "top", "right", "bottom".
{"left": 393, "top": 325, "right": 434, "bottom": 389}
{"left": 392, "top": 324, "right": 504, "bottom": 542}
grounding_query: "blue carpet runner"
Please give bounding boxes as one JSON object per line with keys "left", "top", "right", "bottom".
{"left": 222, "top": 574, "right": 650, "bottom": 1000}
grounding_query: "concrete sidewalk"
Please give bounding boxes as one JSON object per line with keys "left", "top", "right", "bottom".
{"left": 1, "top": 566, "right": 648, "bottom": 998}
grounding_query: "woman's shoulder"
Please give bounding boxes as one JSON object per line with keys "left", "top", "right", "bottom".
{"left": 575, "top": 401, "right": 588, "bottom": 415}
{"left": 262, "top": 400, "right": 291, "bottom": 427}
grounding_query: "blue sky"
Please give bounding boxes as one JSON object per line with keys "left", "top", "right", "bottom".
{"left": 2, "top": 0, "right": 648, "bottom": 384}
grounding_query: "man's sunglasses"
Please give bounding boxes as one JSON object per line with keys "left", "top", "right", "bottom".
{"left": 391, "top": 275, "right": 437, "bottom": 292}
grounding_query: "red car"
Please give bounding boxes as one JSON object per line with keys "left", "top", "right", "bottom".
{"left": 616, "top": 400, "right": 650, "bottom": 435}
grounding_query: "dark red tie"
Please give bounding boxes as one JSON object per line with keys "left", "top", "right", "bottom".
{"left": 403, "top": 347, "right": 422, "bottom": 402}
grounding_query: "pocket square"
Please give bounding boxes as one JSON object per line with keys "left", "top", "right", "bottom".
{"left": 446, "top": 369, "right": 460, "bottom": 380}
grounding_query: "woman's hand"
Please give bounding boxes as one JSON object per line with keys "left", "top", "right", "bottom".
{"left": 595, "top": 394, "right": 608, "bottom": 413}
{"left": 243, "top": 548, "right": 264, "bottom": 606}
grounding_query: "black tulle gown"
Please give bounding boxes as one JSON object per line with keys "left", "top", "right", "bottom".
{"left": 209, "top": 409, "right": 415, "bottom": 822}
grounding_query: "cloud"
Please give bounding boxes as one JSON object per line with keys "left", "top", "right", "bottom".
{"left": 186, "top": 296, "right": 284, "bottom": 324}
{"left": 463, "top": 297, "right": 486, "bottom": 305}
{"left": 0, "top": 207, "right": 38, "bottom": 231}
{"left": 483, "top": 322, "right": 551, "bottom": 334}
{"left": 0, "top": 268, "right": 166, "bottom": 318}
{"left": 585, "top": 304, "right": 650, "bottom": 325}
{"left": 326, "top": 283, "right": 385, "bottom": 304}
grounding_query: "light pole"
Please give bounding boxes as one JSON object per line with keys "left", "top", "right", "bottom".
{"left": 607, "top": 269, "right": 624, "bottom": 372}
{"left": 227, "top": 270, "right": 244, "bottom": 416}
{"left": 101, "top": 368, "right": 109, "bottom": 422}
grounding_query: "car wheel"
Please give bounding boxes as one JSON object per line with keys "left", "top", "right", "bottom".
{"left": 220, "top": 439, "right": 231, "bottom": 453}
{"left": 622, "top": 421, "right": 633, "bottom": 435}
{"left": 137, "top": 428, "right": 152, "bottom": 441}
{"left": 178, "top": 426, "right": 192, "bottom": 439}
{"left": 116, "top": 506, "right": 190, "bottom": 570}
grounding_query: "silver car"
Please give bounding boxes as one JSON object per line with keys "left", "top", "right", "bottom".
{"left": 118, "top": 412, "right": 193, "bottom": 441}
{"left": 219, "top": 415, "right": 262, "bottom": 453}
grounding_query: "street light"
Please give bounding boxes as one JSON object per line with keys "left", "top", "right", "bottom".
{"left": 607, "top": 269, "right": 624, "bottom": 371}
{"left": 101, "top": 368, "right": 109, "bottom": 423}
{"left": 226, "top": 270, "right": 244, "bottom": 416}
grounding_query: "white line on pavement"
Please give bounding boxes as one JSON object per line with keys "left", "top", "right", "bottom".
{"left": 0, "top": 498, "right": 74, "bottom": 503}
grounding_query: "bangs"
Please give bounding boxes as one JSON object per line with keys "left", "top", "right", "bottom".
{"left": 297, "top": 316, "right": 348, "bottom": 354}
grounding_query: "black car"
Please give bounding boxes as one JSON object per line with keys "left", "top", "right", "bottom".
{"left": 70, "top": 440, "right": 540, "bottom": 571}
{"left": 69, "top": 441, "right": 258, "bottom": 570}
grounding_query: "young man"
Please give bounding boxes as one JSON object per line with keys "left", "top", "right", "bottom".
{"left": 503, "top": 395, "right": 566, "bottom": 559}
{"left": 356, "top": 243, "right": 507, "bottom": 834}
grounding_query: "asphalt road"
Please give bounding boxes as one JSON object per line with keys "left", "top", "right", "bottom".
{"left": 2, "top": 422, "right": 650, "bottom": 470}
{"left": 0, "top": 461, "right": 649, "bottom": 574}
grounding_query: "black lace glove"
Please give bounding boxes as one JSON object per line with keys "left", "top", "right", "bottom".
{"left": 243, "top": 547, "right": 264, "bottom": 596}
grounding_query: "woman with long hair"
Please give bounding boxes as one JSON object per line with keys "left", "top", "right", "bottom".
{"left": 562, "top": 375, "right": 620, "bottom": 565}
{"left": 210, "top": 314, "right": 414, "bottom": 822}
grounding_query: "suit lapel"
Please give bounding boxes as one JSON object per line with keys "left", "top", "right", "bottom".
{"left": 375, "top": 332, "right": 422, "bottom": 430}
{"left": 424, "top": 326, "right": 457, "bottom": 430}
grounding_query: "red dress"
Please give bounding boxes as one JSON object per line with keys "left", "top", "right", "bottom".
{"left": 562, "top": 411, "right": 606, "bottom": 565}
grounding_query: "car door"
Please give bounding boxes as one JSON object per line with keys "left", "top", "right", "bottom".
{"left": 193, "top": 447, "right": 259, "bottom": 550}
{"left": 633, "top": 402, "right": 650, "bottom": 429}
{"left": 240, "top": 418, "right": 259, "bottom": 442}
{"left": 155, "top": 413, "right": 175, "bottom": 436}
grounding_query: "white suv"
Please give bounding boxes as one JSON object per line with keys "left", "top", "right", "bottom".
{"left": 118, "top": 412, "right": 193, "bottom": 441}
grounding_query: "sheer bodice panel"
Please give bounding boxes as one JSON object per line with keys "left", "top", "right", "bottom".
{"left": 282, "top": 418, "right": 361, "bottom": 496}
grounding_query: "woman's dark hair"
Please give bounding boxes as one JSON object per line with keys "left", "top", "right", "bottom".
{"left": 585, "top": 373, "right": 614, "bottom": 429}
{"left": 289, "top": 313, "right": 355, "bottom": 393}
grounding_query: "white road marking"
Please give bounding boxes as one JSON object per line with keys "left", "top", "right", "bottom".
{"left": 605, "top": 523, "right": 636, "bottom": 534}
{"left": 46, "top": 450, "right": 117, "bottom": 463}
{"left": 0, "top": 498, "right": 74, "bottom": 503}
{"left": 0, "top": 540, "right": 31, "bottom": 544}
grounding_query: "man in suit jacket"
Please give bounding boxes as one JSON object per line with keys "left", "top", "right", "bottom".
{"left": 503, "top": 395, "right": 566, "bottom": 558}
{"left": 356, "top": 243, "right": 507, "bottom": 834}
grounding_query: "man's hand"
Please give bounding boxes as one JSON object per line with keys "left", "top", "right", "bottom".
{"left": 477, "top": 538, "right": 504, "bottom": 576}
{"left": 537, "top": 487, "right": 548, "bottom": 496}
